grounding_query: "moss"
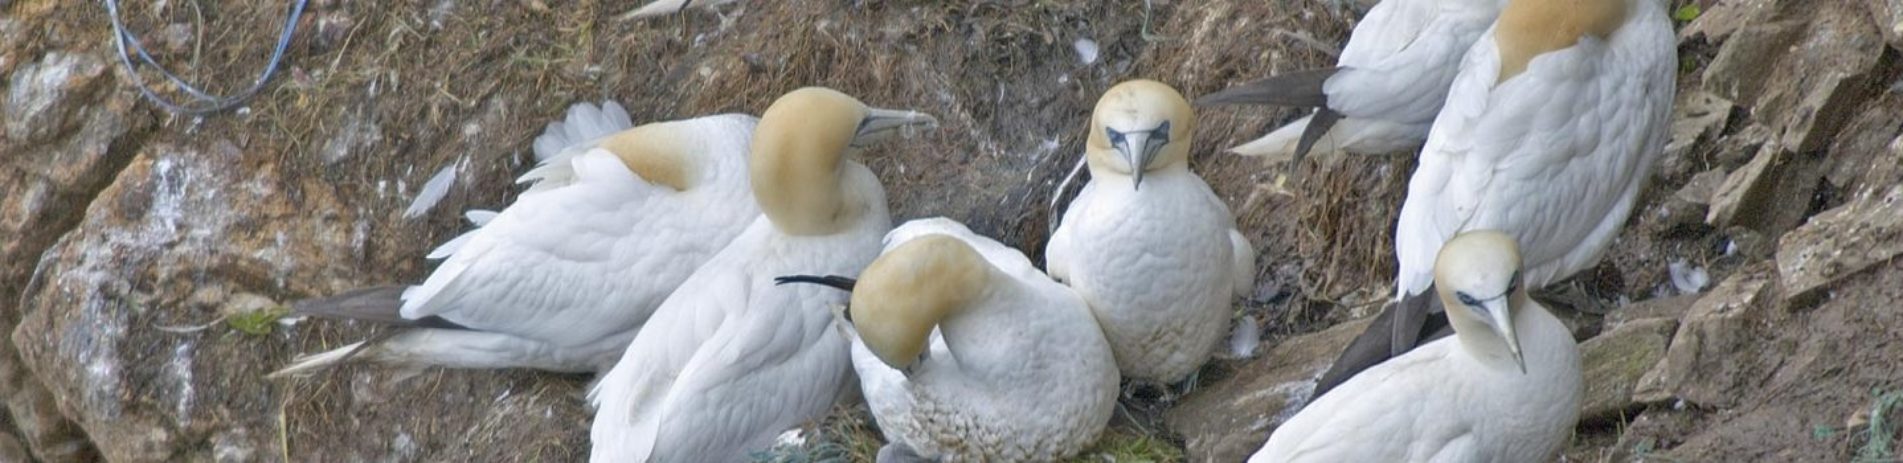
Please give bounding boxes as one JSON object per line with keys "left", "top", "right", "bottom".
{"left": 226, "top": 305, "right": 291, "bottom": 336}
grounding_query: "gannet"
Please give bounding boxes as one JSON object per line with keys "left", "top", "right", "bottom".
{"left": 1250, "top": 231, "right": 1582, "bottom": 462}
{"left": 1047, "top": 80, "right": 1257, "bottom": 385}
{"left": 780, "top": 218, "right": 1120, "bottom": 461}
{"left": 1312, "top": 0, "right": 1675, "bottom": 397}
{"left": 272, "top": 101, "right": 760, "bottom": 376}
{"left": 1195, "top": 0, "right": 1507, "bottom": 165}
{"left": 588, "top": 87, "right": 934, "bottom": 462}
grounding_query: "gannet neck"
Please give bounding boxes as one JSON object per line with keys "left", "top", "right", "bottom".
{"left": 1085, "top": 80, "right": 1196, "bottom": 187}
{"left": 850, "top": 234, "right": 996, "bottom": 370}
{"left": 597, "top": 122, "right": 702, "bottom": 191}
{"left": 1495, "top": 0, "right": 1629, "bottom": 82}
{"left": 750, "top": 87, "right": 933, "bottom": 236}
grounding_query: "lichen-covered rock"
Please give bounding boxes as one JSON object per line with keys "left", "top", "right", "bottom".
{"left": 1775, "top": 184, "right": 1903, "bottom": 305}
{"left": 1578, "top": 317, "right": 1676, "bottom": 423}
{"left": 3, "top": 52, "right": 107, "bottom": 144}
{"left": 1633, "top": 264, "right": 1779, "bottom": 408}
{"left": 1163, "top": 319, "right": 1371, "bottom": 462}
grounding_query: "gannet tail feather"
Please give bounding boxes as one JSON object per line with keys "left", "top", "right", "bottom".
{"left": 290, "top": 285, "right": 470, "bottom": 330}
{"left": 1193, "top": 67, "right": 1339, "bottom": 108}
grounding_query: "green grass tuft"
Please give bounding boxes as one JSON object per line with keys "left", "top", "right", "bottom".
{"left": 1855, "top": 389, "right": 1903, "bottom": 463}
{"left": 1068, "top": 427, "right": 1185, "bottom": 463}
{"left": 1671, "top": 4, "right": 1702, "bottom": 22}
{"left": 227, "top": 305, "right": 292, "bottom": 335}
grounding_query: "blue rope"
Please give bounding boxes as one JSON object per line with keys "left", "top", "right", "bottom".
{"left": 103, "top": 0, "right": 309, "bottom": 115}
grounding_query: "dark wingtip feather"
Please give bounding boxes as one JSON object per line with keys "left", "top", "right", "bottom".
{"left": 1310, "top": 289, "right": 1450, "bottom": 400}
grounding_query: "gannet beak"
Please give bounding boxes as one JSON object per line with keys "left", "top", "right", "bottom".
{"left": 1485, "top": 299, "right": 1525, "bottom": 374}
{"left": 852, "top": 107, "right": 939, "bottom": 147}
{"left": 1115, "top": 132, "right": 1158, "bottom": 190}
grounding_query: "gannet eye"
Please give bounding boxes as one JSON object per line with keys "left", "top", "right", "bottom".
{"left": 1456, "top": 291, "right": 1481, "bottom": 307}
{"left": 1150, "top": 121, "right": 1172, "bottom": 145}
{"left": 1106, "top": 128, "right": 1126, "bottom": 145}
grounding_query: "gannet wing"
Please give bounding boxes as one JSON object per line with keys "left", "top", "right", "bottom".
{"left": 400, "top": 150, "right": 677, "bottom": 337}
{"left": 589, "top": 258, "right": 749, "bottom": 461}
{"left": 1325, "top": 0, "right": 1490, "bottom": 123}
{"left": 648, "top": 288, "right": 846, "bottom": 459}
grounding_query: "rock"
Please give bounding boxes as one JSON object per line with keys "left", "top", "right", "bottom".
{"left": 1617, "top": 258, "right": 1903, "bottom": 461}
{"left": 1674, "top": 169, "right": 1728, "bottom": 206}
{"left": 10, "top": 140, "right": 589, "bottom": 462}
{"left": 1823, "top": 94, "right": 1903, "bottom": 200}
{"left": 0, "top": 431, "right": 27, "bottom": 462}
{"left": 1774, "top": 184, "right": 1903, "bottom": 305}
{"left": 1702, "top": 21, "right": 1805, "bottom": 106}
{"left": 1705, "top": 142, "right": 1824, "bottom": 237}
{"left": 1859, "top": 0, "right": 1903, "bottom": 51}
{"left": 1755, "top": 1, "right": 1888, "bottom": 153}
{"left": 1662, "top": 92, "right": 1734, "bottom": 174}
{"left": 1601, "top": 407, "right": 1703, "bottom": 462}
{"left": 0, "top": 48, "right": 141, "bottom": 463}
{"left": 1164, "top": 319, "right": 1371, "bottom": 462}
{"left": 1632, "top": 264, "right": 1779, "bottom": 408}
{"left": 1705, "top": 144, "right": 1780, "bottom": 229}
{"left": 1680, "top": 0, "right": 1790, "bottom": 44}
{"left": 1701, "top": 0, "right": 1887, "bottom": 153}
{"left": 1578, "top": 318, "right": 1676, "bottom": 423}
{"left": 1605, "top": 295, "right": 1697, "bottom": 329}
{"left": 3, "top": 52, "right": 108, "bottom": 144}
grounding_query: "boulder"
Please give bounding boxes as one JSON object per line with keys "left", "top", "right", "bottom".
{"left": 1775, "top": 184, "right": 1903, "bottom": 305}
{"left": 1633, "top": 264, "right": 1779, "bottom": 408}
{"left": 1163, "top": 319, "right": 1370, "bottom": 462}
{"left": 1578, "top": 318, "right": 1677, "bottom": 424}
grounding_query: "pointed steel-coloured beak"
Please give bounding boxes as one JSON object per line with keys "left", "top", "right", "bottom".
{"left": 852, "top": 107, "right": 939, "bottom": 147}
{"left": 1115, "top": 132, "right": 1158, "bottom": 190}
{"left": 1485, "top": 299, "right": 1525, "bottom": 374}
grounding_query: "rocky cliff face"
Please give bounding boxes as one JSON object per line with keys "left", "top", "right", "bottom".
{"left": 1, "top": 0, "right": 1899, "bottom": 461}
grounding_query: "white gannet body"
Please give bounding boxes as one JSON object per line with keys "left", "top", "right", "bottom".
{"left": 274, "top": 102, "right": 760, "bottom": 376}
{"left": 1394, "top": 0, "right": 1674, "bottom": 298}
{"left": 1197, "top": 0, "right": 1506, "bottom": 163}
{"left": 1312, "top": 0, "right": 1674, "bottom": 397}
{"left": 588, "top": 87, "right": 935, "bottom": 462}
{"left": 785, "top": 218, "right": 1119, "bottom": 461}
{"left": 1047, "top": 80, "right": 1257, "bottom": 384}
{"left": 1250, "top": 231, "right": 1583, "bottom": 462}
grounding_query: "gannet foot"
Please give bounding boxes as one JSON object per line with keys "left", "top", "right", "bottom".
{"left": 1167, "top": 369, "right": 1203, "bottom": 400}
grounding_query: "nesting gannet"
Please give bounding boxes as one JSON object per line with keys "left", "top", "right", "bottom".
{"left": 1250, "top": 231, "right": 1582, "bottom": 462}
{"left": 780, "top": 218, "right": 1119, "bottom": 461}
{"left": 1195, "top": 0, "right": 1507, "bottom": 164}
{"left": 589, "top": 87, "right": 934, "bottom": 462}
{"left": 1047, "top": 80, "right": 1257, "bottom": 385}
{"left": 1312, "top": 0, "right": 1674, "bottom": 397}
{"left": 272, "top": 101, "right": 760, "bottom": 376}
